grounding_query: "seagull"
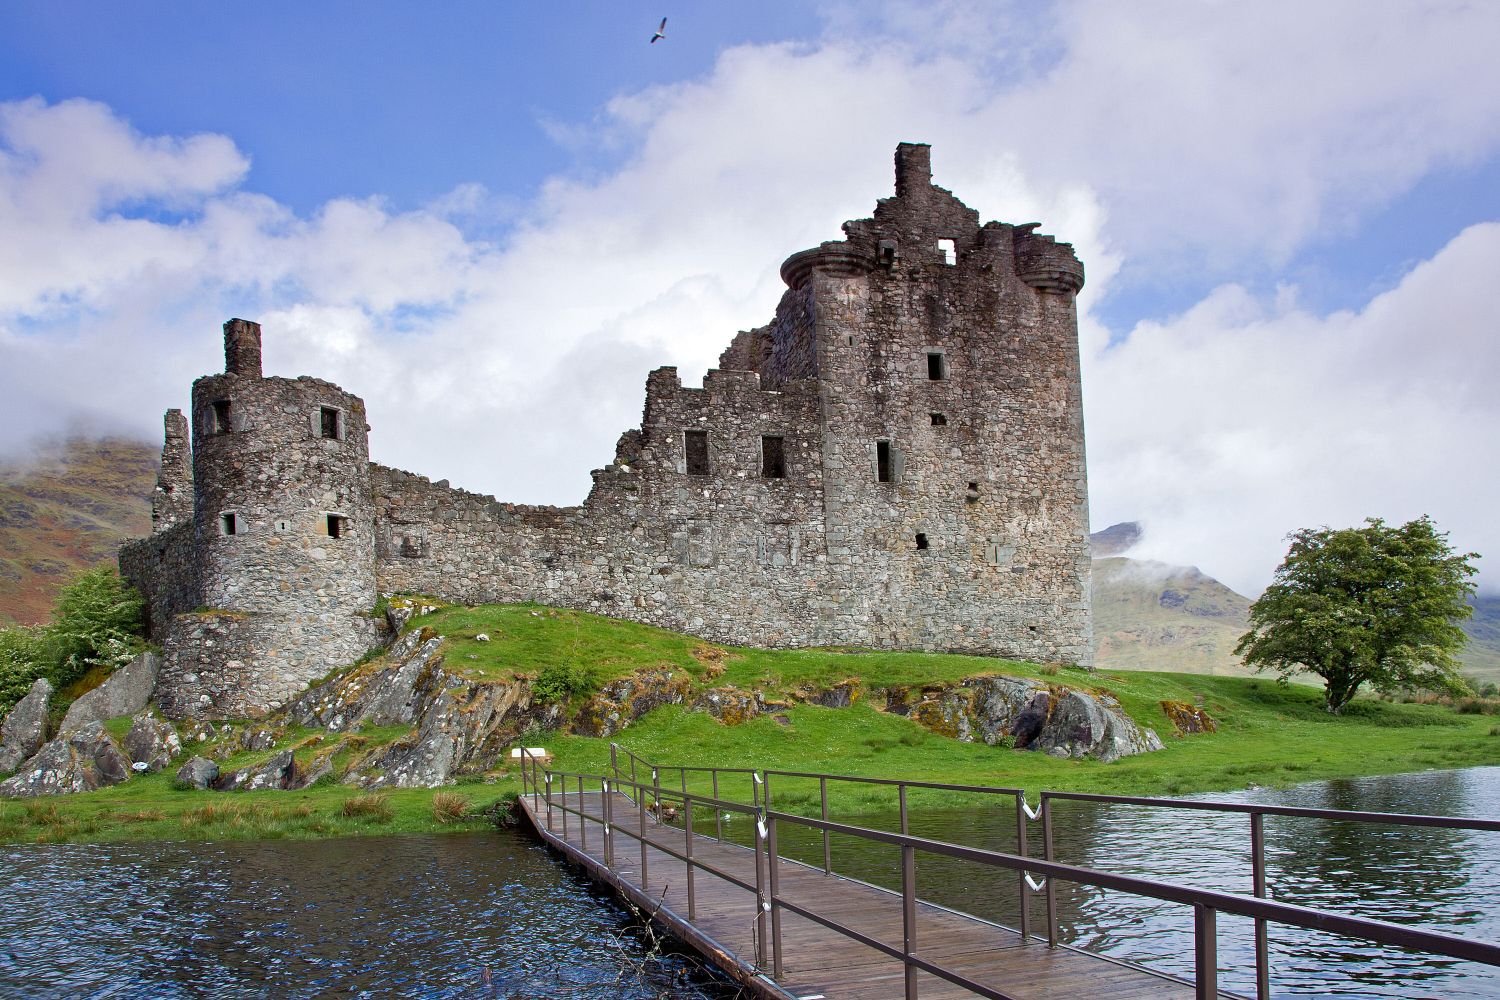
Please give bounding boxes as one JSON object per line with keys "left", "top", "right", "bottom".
{"left": 650, "top": 17, "right": 667, "bottom": 43}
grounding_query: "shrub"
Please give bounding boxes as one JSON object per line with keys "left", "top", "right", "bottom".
{"left": 532, "top": 661, "right": 596, "bottom": 704}
{"left": 0, "top": 625, "right": 47, "bottom": 716}
{"left": 341, "top": 793, "right": 394, "bottom": 822}
{"left": 431, "top": 791, "right": 471, "bottom": 824}
{"left": 45, "top": 567, "right": 145, "bottom": 691}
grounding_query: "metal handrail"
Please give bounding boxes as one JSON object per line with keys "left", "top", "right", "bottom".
{"left": 521, "top": 748, "right": 1500, "bottom": 1000}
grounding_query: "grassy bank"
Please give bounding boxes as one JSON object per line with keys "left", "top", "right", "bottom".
{"left": 4, "top": 602, "right": 1498, "bottom": 843}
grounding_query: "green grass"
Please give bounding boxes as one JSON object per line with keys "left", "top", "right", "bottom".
{"left": 6, "top": 602, "right": 1498, "bottom": 843}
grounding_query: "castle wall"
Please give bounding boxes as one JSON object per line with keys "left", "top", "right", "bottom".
{"left": 119, "top": 523, "right": 198, "bottom": 644}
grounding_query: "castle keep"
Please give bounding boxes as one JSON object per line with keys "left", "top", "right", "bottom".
{"left": 121, "top": 144, "right": 1094, "bottom": 720}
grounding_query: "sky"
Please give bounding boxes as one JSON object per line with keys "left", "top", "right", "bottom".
{"left": 1, "top": 1, "right": 1497, "bottom": 597}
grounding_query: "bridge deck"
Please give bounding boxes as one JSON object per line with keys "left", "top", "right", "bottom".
{"left": 518, "top": 790, "right": 1216, "bottom": 1000}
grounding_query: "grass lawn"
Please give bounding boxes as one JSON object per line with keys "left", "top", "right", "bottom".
{"left": 4, "top": 603, "right": 1498, "bottom": 843}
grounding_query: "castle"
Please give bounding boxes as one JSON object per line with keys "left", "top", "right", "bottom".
{"left": 120, "top": 144, "right": 1094, "bottom": 720}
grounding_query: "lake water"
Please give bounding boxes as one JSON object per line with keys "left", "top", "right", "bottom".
{"left": 0, "top": 829, "right": 737, "bottom": 999}
{"left": 2, "top": 768, "right": 1496, "bottom": 998}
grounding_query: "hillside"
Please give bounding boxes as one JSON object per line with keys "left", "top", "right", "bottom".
{"left": 0, "top": 439, "right": 156, "bottom": 625}
{"left": 1090, "top": 522, "right": 1500, "bottom": 685}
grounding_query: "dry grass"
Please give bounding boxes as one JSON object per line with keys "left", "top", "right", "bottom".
{"left": 431, "top": 791, "right": 471, "bottom": 824}
{"left": 111, "top": 809, "right": 166, "bottom": 824}
{"left": 341, "top": 793, "right": 394, "bottom": 822}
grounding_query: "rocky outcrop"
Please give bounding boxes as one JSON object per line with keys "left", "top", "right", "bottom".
{"left": 287, "top": 629, "right": 564, "bottom": 788}
{"left": 176, "top": 756, "right": 219, "bottom": 789}
{"left": 572, "top": 669, "right": 695, "bottom": 738}
{"left": 1160, "top": 700, "right": 1217, "bottom": 735}
{"left": 893, "top": 676, "right": 1162, "bottom": 762}
{"left": 124, "top": 712, "right": 182, "bottom": 772}
{"left": 215, "top": 749, "right": 296, "bottom": 791}
{"left": 0, "top": 678, "right": 52, "bottom": 774}
{"left": 59, "top": 652, "right": 159, "bottom": 734}
{"left": 0, "top": 722, "right": 132, "bottom": 797}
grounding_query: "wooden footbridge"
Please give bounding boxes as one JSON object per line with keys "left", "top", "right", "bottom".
{"left": 516, "top": 747, "right": 1500, "bottom": 999}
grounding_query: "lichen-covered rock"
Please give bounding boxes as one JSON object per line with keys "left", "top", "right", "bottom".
{"left": 573, "top": 669, "right": 693, "bottom": 738}
{"left": 239, "top": 726, "right": 281, "bottom": 751}
{"left": 0, "top": 722, "right": 132, "bottom": 797}
{"left": 290, "top": 750, "right": 335, "bottom": 789}
{"left": 795, "top": 681, "right": 860, "bottom": 709}
{"left": 124, "top": 712, "right": 182, "bottom": 772}
{"left": 0, "top": 678, "right": 52, "bottom": 774}
{"left": 1160, "top": 700, "right": 1217, "bottom": 735}
{"left": 176, "top": 755, "right": 219, "bottom": 789}
{"left": 59, "top": 652, "right": 159, "bottom": 734}
{"left": 691, "top": 687, "right": 765, "bottom": 726}
{"left": 902, "top": 675, "right": 1162, "bottom": 762}
{"left": 215, "top": 749, "right": 295, "bottom": 791}
{"left": 289, "top": 629, "right": 444, "bottom": 731}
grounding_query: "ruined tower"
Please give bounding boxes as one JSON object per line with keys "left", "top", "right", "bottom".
{"left": 123, "top": 144, "right": 1093, "bottom": 720}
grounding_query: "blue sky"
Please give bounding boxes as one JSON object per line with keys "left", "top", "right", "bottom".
{"left": 2, "top": 1, "right": 1498, "bottom": 594}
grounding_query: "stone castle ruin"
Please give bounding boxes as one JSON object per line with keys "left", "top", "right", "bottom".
{"left": 120, "top": 143, "right": 1093, "bottom": 720}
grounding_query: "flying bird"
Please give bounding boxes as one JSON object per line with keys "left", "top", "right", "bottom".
{"left": 650, "top": 17, "right": 667, "bottom": 43}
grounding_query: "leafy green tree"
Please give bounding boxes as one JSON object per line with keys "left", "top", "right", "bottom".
{"left": 43, "top": 566, "right": 145, "bottom": 690}
{"left": 1236, "top": 517, "right": 1479, "bottom": 714}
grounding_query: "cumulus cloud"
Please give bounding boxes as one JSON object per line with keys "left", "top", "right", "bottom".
{"left": 1086, "top": 222, "right": 1500, "bottom": 596}
{"left": 0, "top": 1, "right": 1497, "bottom": 595}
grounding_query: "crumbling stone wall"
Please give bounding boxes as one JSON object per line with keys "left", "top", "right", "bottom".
{"left": 125, "top": 144, "right": 1095, "bottom": 719}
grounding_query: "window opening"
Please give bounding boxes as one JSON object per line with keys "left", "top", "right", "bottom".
{"left": 876, "top": 441, "right": 892, "bottom": 483}
{"left": 761, "top": 436, "right": 786, "bottom": 479}
{"left": 320, "top": 406, "right": 342, "bottom": 440}
{"left": 219, "top": 513, "right": 237, "bottom": 536}
{"left": 915, "top": 533, "right": 929, "bottom": 550}
{"left": 212, "top": 400, "right": 232, "bottom": 434}
{"left": 930, "top": 412, "right": 947, "bottom": 426}
{"left": 926, "top": 352, "right": 947, "bottom": 381}
{"left": 937, "top": 238, "right": 956, "bottom": 265}
{"left": 326, "top": 514, "right": 346, "bottom": 539}
{"left": 684, "top": 430, "right": 710, "bottom": 476}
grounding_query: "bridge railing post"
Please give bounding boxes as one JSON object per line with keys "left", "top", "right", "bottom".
{"left": 821, "top": 776, "right": 831, "bottom": 875}
{"left": 544, "top": 771, "right": 553, "bottom": 830}
{"left": 578, "top": 776, "right": 587, "bottom": 852}
{"left": 1252, "top": 810, "right": 1269, "bottom": 1000}
{"left": 1194, "top": 902, "right": 1218, "bottom": 1000}
{"left": 1042, "top": 793, "right": 1058, "bottom": 947}
{"left": 713, "top": 770, "right": 723, "bottom": 842}
{"left": 1016, "top": 793, "right": 1031, "bottom": 941}
{"left": 754, "top": 808, "right": 769, "bottom": 971}
{"left": 768, "top": 812, "right": 784, "bottom": 979}
{"left": 560, "top": 772, "right": 567, "bottom": 841}
{"left": 639, "top": 783, "right": 649, "bottom": 890}
{"left": 602, "top": 778, "right": 614, "bottom": 870}
{"left": 899, "top": 783, "right": 909, "bottom": 835}
{"left": 685, "top": 793, "right": 696, "bottom": 923}
{"left": 902, "top": 841, "right": 918, "bottom": 1000}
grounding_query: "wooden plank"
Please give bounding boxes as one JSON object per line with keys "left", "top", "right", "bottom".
{"left": 519, "top": 791, "right": 1229, "bottom": 1000}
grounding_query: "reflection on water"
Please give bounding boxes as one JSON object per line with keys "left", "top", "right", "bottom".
{"left": 759, "top": 767, "right": 1500, "bottom": 997}
{"left": 0, "top": 830, "right": 736, "bottom": 999}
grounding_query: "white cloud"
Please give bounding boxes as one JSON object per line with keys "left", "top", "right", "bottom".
{"left": 1, "top": 1, "right": 1497, "bottom": 596}
{"left": 1086, "top": 222, "right": 1500, "bottom": 596}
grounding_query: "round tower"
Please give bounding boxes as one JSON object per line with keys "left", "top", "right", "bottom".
{"left": 176, "top": 318, "right": 377, "bottom": 715}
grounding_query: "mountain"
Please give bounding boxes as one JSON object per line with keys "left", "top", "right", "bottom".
{"left": 0, "top": 438, "right": 157, "bottom": 625}
{"left": 1089, "top": 522, "right": 1500, "bottom": 685}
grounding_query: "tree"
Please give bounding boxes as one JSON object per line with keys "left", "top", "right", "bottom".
{"left": 1235, "top": 517, "right": 1479, "bottom": 714}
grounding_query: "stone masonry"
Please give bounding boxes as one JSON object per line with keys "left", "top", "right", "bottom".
{"left": 120, "top": 144, "right": 1093, "bottom": 720}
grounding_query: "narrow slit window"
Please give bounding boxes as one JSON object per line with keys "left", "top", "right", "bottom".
{"left": 219, "top": 513, "right": 237, "bottom": 536}
{"left": 320, "top": 406, "right": 342, "bottom": 440}
{"left": 937, "top": 238, "right": 956, "bottom": 265}
{"left": 930, "top": 412, "right": 947, "bottom": 426}
{"left": 761, "top": 436, "right": 786, "bottom": 479}
{"left": 326, "top": 514, "right": 346, "bottom": 539}
{"left": 212, "top": 400, "right": 232, "bottom": 435}
{"left": 876, "top": 441, "right": 892, "bottom": 483}
{"left": 926, "top": 352, "right": 947, "bottom": 381}
{"left": 915, "top": 533, "right": 929, "bottom": 550}
{"left": 684, "top": 430, "right": 710, "bottom": 476}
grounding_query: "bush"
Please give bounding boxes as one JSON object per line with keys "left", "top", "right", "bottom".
{"left": 532, "top": 661, "right": 596, "bottom": 704}
{"left": 45, "top": 567, "right": 145, "bottom": 691}
{"left": 0, "top": 625, "right": 48, "bottom": 715}
{"left": 431, "top": 791, "right": 471, "bottom": 824}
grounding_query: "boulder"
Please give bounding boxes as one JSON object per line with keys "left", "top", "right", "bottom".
{"left": 692, "top": 687, "right": 765, "bottom": 725}
{"left": 1160, "top": 700, "right": 1217, "bottom": 735}
{"left": 289, "top": 751, "right": 334, "bottom": 790}
{"left": 573, "top": 669, "right": 693, "bottom": 738}
{"left": 904, "top": 675, "right": 1163, "bottom": 763}
{"left": 239, "top": 726, "right": 280, "bottom": 751}
{"left": 124, "top": 713, "right": 182, "bottom": 772}
{"left": 59, "top": 651, "right": 159, "bottom": 734}
{"left": 176, "top": 755, "right": 219, "bottom": 790}
{"left": 0, "top": 722, "right": 132, "bottom": 797}
{"left": 0, "top": 678, "right": 53, "bottom": 774}
{"left": 215, "top": 749, "right": 296, "bottom": 791}
{"left": 290, "top": 630, "right": 444, "bottom": 731}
